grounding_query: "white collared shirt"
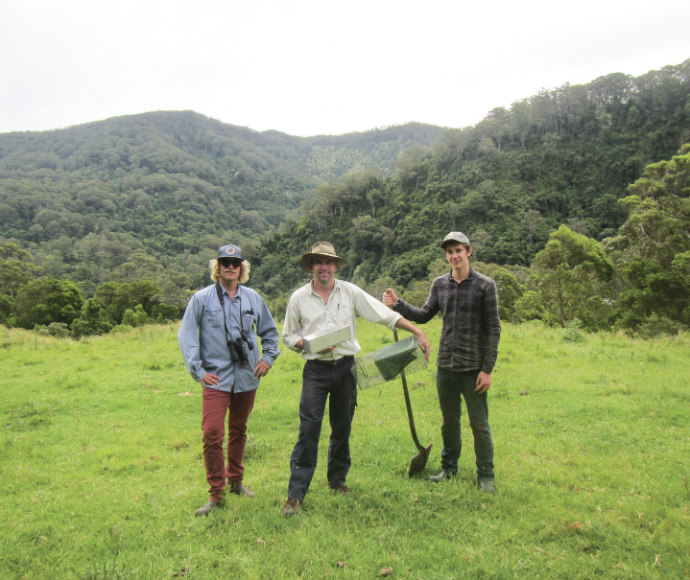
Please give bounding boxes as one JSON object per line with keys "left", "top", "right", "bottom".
{"left": 282, "top": 279, "right": 402, "bottom": 361}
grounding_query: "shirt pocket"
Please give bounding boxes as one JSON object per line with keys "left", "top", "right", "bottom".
{"left": 333, "top": 303, "right": 353, "bottom": 322}
{"left": 241, "top": 312, "right": 256, "bottom": 331}
{"left": 204, "top": 306, "right": 224, "bottom": 328}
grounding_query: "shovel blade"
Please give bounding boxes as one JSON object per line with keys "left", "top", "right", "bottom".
{"left": 408, "top": 443, "right": 432, "bottom": 477}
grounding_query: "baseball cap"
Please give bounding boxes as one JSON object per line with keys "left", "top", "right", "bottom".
{"left": 441, "top": 231, "right": 470, "bottom": 248}
{"left": 217, "top": 245, "right": 245, "bottom": 260}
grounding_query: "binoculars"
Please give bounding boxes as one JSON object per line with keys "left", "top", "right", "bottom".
{"left": 229, "top": 332, "right": 253, "bottom": 365}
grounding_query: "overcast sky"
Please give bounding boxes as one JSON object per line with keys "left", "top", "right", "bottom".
{"left": 2, "top": 0, "right": 689, "bottom": 137}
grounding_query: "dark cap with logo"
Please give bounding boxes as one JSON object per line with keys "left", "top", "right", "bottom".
{"left": 217, "top": 245, "right": 245, "bottom": 260}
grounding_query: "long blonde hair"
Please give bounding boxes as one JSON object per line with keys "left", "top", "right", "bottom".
{"left": 210, "top": 259, "right": 251, "bottom": 284}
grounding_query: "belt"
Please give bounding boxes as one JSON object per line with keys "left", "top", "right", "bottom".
{"left": 308, "top": 355, "right": 354, "bottom": 366}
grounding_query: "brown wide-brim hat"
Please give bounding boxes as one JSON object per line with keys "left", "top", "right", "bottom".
{"left": 300, "top": 241, "right": 347, "bottom": 272}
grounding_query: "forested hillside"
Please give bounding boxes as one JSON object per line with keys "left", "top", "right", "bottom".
{"left": 252, "top": 60, "right": 690, "bottom": 336}
{"left": 1, "top": 59, "right": 689, "bottom": 337}
{"left": 256, "top": 60, "right": 690, "bottom": 290}
{"left": 0, "top": 113, "right": 441, "bottom": 290}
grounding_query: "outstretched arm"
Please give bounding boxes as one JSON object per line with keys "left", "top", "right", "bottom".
{"left": 394, "top": 317, "right": 431, "bottom": 361}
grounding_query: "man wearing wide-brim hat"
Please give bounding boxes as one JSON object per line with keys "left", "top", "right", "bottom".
{"left": 280, "top": 241, "right": 431, "bottom": 516}
{"left": 298, "top": 241, "right": 349, "bottom": 272}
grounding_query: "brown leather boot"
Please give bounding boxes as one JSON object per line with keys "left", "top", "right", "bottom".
{"left": 282, "top": 498, "right": 301, "bottom": 517}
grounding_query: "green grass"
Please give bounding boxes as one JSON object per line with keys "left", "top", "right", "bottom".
{"left": 1, "top": 320, "right": 689, "bottom": 579}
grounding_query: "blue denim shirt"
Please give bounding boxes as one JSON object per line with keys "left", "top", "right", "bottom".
{"left": 178, "top": 283, "right": 280, "bottom": 392}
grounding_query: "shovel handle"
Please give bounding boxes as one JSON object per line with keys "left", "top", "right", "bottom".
{"left": 394, "top": 330, "right": 425, "bottom": 451}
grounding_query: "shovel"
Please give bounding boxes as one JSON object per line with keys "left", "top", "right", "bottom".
{"left": 393, "top": 330, "right": 432, "bottom": 476}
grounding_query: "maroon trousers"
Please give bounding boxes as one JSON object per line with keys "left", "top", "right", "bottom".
{"left": 201, "top": 386, "right": 256, "bottom": 502}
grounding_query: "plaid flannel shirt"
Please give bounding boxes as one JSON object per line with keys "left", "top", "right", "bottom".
{"left": 393, "top": 269, "right": 501, "bottom": 373}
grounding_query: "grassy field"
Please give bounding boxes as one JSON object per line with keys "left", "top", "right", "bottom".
{"left": 1, "top": 319, "right": 689, "bottom": 580}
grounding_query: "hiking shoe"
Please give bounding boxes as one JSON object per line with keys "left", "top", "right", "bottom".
{"left": 478, "top": 479, "right": 496, "bottom": 494}
{"left": 229, "top": 483, "right": 255, "bottom": 498}
{"left": 282, "top": 498, "right": 301, "bottom": 517}
{"left": 329, "top": 485, "right": 351, "bottom": 496}
{"left": 195, "top": 501, "right": 224, "bottom": 517}
{"left": 429, "top": 470, "right": 456, "bottom": 483}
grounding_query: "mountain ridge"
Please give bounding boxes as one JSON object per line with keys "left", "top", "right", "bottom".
{"left": 1, "top": 59, "right": 688, "bottom": 301}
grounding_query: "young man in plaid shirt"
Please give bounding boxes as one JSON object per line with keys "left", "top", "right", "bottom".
{"left": 383, "top": 231, "right": 501, "bottom": 493}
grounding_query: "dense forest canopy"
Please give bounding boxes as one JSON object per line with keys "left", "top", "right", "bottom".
{"left": 253, "top": 60, "right": 690, "bottom": 289}
{"left": 0, "top": 112, "right": 441, "bottom": 295}
{"left": 1, "top": 59, "right": 689, "bottom": 337}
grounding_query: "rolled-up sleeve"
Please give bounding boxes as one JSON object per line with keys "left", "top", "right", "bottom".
{"left": 352, "top": 285, "right": 402, "bottom": 328}
{"left": 281, "top": 291, "right": 304, "bottom": 352}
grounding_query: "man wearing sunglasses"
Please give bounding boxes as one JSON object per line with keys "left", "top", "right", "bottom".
{"left": 179, "top": 244, "right": 280, "bottom": 516}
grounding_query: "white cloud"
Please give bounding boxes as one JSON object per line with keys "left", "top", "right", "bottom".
{"left": 1, "top": 0, "right": 688, "bottom": 135}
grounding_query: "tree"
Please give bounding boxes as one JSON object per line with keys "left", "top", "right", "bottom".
{"left": 521, "top": 209, "right": 545, "bottom": 246}
{"left": 610, "top": 195, "right": 690, "bottom": 269}
{"left": 530, "top": 226, "right": 614, "bottom": 329}
{"left": 71, "top": 298, "right": 114, "bottom": 338}
{"left": 366, "top": 189, "right": 384, "bottom": 218}
{"left": 14, "top": 279, "right": 84, "bottom": 329}
{"left": 91, "top": 279, "right": 161, "bottom": 324}
{"left": 0, "top": 243, "right": 41, "bottom": 298}
{"left": 116, "top": 280, "right": 162, "bottom": 318}
{"left": 605, "top": 144, "right": 690, "bottom": 330}
{"left": 109, "top": 252, "right": 163, "bottom": 282}
{"left": 350, "top": 216, "right": 394, "bottom": 253}
{"left": 628, "top": 143, "right": 690, "bottom": 199}
{"left": 0, "top": 243, "right": 42, "bottom": 324}
{"left": 395, "top": 145, "right": 430, "bottom": 187}
{"left": 122, "top": 304, "right": 149, "bottom": 327}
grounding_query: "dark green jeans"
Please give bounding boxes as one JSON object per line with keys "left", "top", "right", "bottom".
{"left": 436, "top": 367, "right": 494, "bottom": 481}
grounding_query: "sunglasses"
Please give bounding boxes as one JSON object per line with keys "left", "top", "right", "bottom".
{"left": 219, "top": 258, "right": 243, "bottom": 269}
